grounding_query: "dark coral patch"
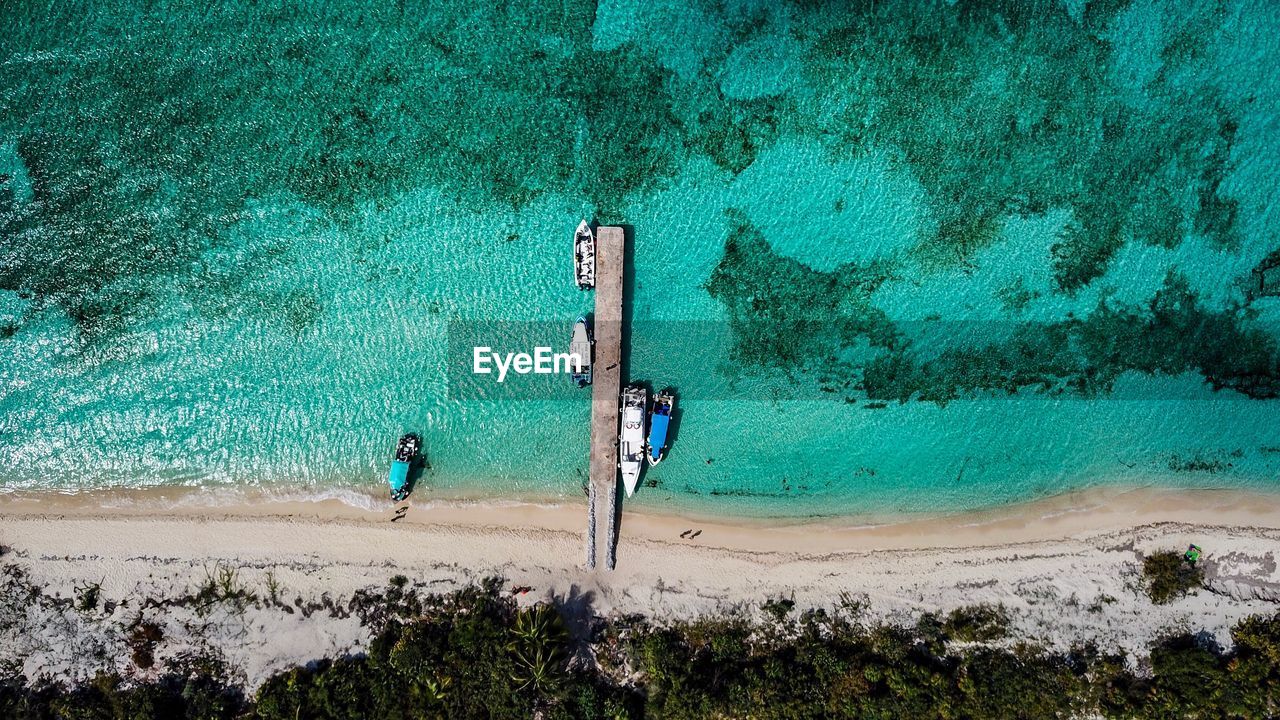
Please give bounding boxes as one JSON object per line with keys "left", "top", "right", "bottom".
{"left": 804, "top": 0, "right": 1243, "bottom": 289}
{"left": 705, "top": 212, "right": 898, "bottom": 376}
{"left": 708, "top": 214, "right": 1280, "bottom": 403}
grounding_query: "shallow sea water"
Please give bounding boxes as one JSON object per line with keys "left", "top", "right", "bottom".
{"left": 1, "top": 0, "right": 1279, "bottom": 517}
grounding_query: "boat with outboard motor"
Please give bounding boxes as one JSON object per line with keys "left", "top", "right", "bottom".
{"left": 619, "top": 385, "right": 647, "bottom": 496}
{"left": 569, "top": 316, "right": 593, "bottom": 387}
{"left": 387, "top": 433, "right": 420, "bottom": 501}
{"left": 574, "top": 220, "right": 595, "bottom": 289}
{"left": 646, "top": 389, "right": 673, "bottom": 465}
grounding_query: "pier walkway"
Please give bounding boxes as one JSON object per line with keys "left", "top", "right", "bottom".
{"left": 587, "top": 226, "right": 623, "bottom": 571}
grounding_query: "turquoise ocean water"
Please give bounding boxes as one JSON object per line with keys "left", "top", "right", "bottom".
{"left": 2, "top": 0, "right": 1279, "bottom": 517}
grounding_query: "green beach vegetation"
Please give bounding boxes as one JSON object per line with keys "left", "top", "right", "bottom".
{"left": 1142, "top": 550, "right": 1206, "bottom": 605}
{"left": 3, "top": 579, "right": 1279, "bottom": 719}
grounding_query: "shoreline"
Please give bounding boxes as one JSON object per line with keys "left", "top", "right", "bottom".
{"left": 2, "top": 483, "right": 1279, "bottom": 686}
{"left": 1, "top": 483, "right": 1279, "bottom": 552}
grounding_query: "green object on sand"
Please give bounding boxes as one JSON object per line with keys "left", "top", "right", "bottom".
{"left": 1184, "top": 544, "right": 1203, "bottom": 564}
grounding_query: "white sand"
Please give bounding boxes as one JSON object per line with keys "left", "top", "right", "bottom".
{"left": 1, "top": 486, "right": 1278, "bottom": 689}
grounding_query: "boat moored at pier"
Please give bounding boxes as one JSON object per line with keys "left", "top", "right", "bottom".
{"left": 570, "top": 317, "right": 593, "bottom": 387}
{"left": 646, "top": 389, "right": 673, "bottom": 465}
{"left": 574, "top": 220, "right": 596, "bottom": 289}
{"left": 619, "top": 385, "right": 647, "bottom": 496}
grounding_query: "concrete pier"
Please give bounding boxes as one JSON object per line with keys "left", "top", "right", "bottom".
{"left": 587, "top": 226, "right": 624, "bottom": 570}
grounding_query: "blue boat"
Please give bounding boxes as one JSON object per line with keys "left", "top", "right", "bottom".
{"left": 388, "top": 433, "right": 420, "bottom": 501}
{"left": 646, "top": 390, "right": 673, "bottom": 466}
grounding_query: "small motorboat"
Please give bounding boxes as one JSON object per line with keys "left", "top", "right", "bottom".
{"left": 387, "top": 433, "right": 420, "bottom": 501}
{"left": 569, "top": 316, "right": 593, "bottom": 387}
{"left": 646, "top": 389, "right": 673, "bottom": 465}
{"left": 574, "top": 220, "right": 595, "bottom": 290}
{"left": 618, "top": 385, "right": 647, "bottom": 496}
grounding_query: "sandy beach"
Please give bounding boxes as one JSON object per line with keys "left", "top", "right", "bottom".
{"left": 2, "top": 485, "right": 1279, "bottom": 688}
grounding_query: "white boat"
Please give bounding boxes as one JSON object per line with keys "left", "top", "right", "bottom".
{"left": 574, "top": 220, "right": 595, "bottom": 290}
{"left": 569, "top": 316, "right": 592, "bottom": 388}
{"left": 618, "top": 385, "right": 647, "bottom": 496}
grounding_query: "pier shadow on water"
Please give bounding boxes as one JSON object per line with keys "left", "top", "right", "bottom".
{"left": 619, "top": 223, "right": 637, "bottom": 390}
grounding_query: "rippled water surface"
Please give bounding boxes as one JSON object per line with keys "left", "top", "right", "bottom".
{"left": 2, "top": 0, "right": 1279, "bottom": 517}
